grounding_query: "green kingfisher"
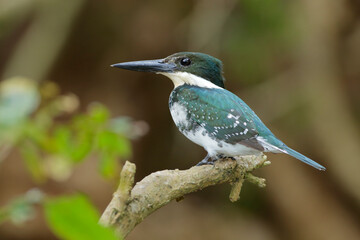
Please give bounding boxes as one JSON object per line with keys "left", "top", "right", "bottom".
{"left": 112, "top": 52, "right": 325, "bottom": 171}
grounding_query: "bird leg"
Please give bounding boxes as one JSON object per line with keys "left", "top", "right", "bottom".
{"left": 196, "top": 154, "right": 235, "bottom": 166}
{"left": 196, "top": 154, "right": 216, "bottom": 166}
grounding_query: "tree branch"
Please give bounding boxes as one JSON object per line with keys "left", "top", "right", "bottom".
{"left": 99, "top": 154, "right": 269, "bottom": 238}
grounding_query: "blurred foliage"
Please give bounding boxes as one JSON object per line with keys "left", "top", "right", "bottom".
{"left": 0, "top": 0, "right": 359, "bottom": 239}
{"left": 0, "top": 77, "right": 145, "bottom": 181}
{"left": 0, "top": 76, "right": 147, "bottom": 237}
{"left": 0, "top": 189, "right": 44, "bottom": 225}
{"left": 44, "top": 194, "right": 119, "bottom": 240}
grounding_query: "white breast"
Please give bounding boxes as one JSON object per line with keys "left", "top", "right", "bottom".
{"left": 169, "top": 102, "right": 190, "bottom": 128}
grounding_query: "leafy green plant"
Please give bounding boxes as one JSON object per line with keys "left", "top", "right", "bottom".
{"left": 0, "top": 77, "right": 146, "bottom": 238}
{"left": 0, "top": 77, "right": 146, "bottom": 181}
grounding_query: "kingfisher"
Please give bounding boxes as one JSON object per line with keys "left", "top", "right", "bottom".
{"left": 112, "top": 52, "right": 325, "bottom": 171}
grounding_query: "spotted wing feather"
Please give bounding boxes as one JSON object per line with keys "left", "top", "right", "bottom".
{"left": 171, "top": 85, "right": 265, "bottom": 151}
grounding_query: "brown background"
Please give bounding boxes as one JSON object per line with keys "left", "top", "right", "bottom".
{"left": 0, "top": 0, "right": 359, "bottom": 239}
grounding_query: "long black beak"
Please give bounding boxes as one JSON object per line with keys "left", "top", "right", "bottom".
{"left": 111, "top": 59, "right": 176, "bottom": 73}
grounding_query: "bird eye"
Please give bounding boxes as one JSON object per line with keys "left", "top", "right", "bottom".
{"left": 180, "top": 58, "right": 191, "bottom": 66}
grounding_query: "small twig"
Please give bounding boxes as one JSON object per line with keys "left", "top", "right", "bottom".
{"left": 245, "top": 173, "right": 266, "bottom": 188}
{"left": 99, "top": 161, "right": 136, "bottom": 227}
{"left": 229, "top": 178, "right": 244, "bottom": 202}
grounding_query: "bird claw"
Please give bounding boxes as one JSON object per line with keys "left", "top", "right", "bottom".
{"left": 217, "top": 154, "right": 235, "bottom": 161}
{"left": 196, "top": 155, "right": 215, "bottom": 166}
{"left": 196, "top": 154, "right": 235, "bottom": 166}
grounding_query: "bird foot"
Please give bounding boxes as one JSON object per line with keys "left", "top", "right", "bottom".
{"left": 196, "top": 154, "right": 235, "bottom": 166}
{"left": 216, "top": 154, "right": 235, "bottom": 161}
{"left": 196, "top": 154, "right": 216, "bottom": 166}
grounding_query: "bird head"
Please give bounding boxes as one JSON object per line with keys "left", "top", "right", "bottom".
{"left": 112, "top": 52, "right": 225, "bottom": 89}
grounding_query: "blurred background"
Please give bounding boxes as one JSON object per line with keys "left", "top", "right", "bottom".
{"left": 0, "top": 0, "right": 360, "bottom": 239}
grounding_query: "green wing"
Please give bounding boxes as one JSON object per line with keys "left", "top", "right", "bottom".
{"left": 173, "top": 86, "right": 266, "bottom": 150}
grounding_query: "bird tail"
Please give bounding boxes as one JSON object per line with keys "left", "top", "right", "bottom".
{"left": 282, "top": 145, "right": 326, "bottom": 171}
{"left": 257, "top": 136, "right": 326, "bottom": 171}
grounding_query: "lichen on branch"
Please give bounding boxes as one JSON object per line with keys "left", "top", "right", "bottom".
{"left": 99, "top": 154, "right": 269, "bottom": 238}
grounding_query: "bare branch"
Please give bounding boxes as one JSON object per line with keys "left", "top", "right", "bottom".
{"left": 100, "top": 154, "right": 268, "bottom": 238}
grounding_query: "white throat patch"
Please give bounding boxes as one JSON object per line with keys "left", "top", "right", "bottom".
{"left": 160, "top": 72, "right": 222, "bottom": 89}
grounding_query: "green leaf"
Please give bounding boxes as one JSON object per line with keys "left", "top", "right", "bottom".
{"left": 52, "top": 125, "right": 93, "bottom": 163}
{"left": 98, "top": 152, "right": 118, "bottom": 178}
{"left": 20, "top": 142, "right": 46, "bottom": 183}
{"left": 22, "top": 121, "right": 49, "bottom": 149}
{"left": 44, "top": 195, "right": 119, "bottom": 240}
{"left": 97, "top": 131, "right": 131, "bottom": 158}
{"left": 96, "top": 131, "right": 131, "bottom": 177}
{"left": 88, "top": 104, "right": 109, "bottom": 124}
{"left": 53, "top": 126, "right": 72, "bottom": 157}
{"left": 69, "top": 135, "right": 92, "bottom": 162}
{"left": 115, "top": 136, "right": 131, "bottom": 158}
{"left": 67, "top": 130, "right": 93, "bottom": 162}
